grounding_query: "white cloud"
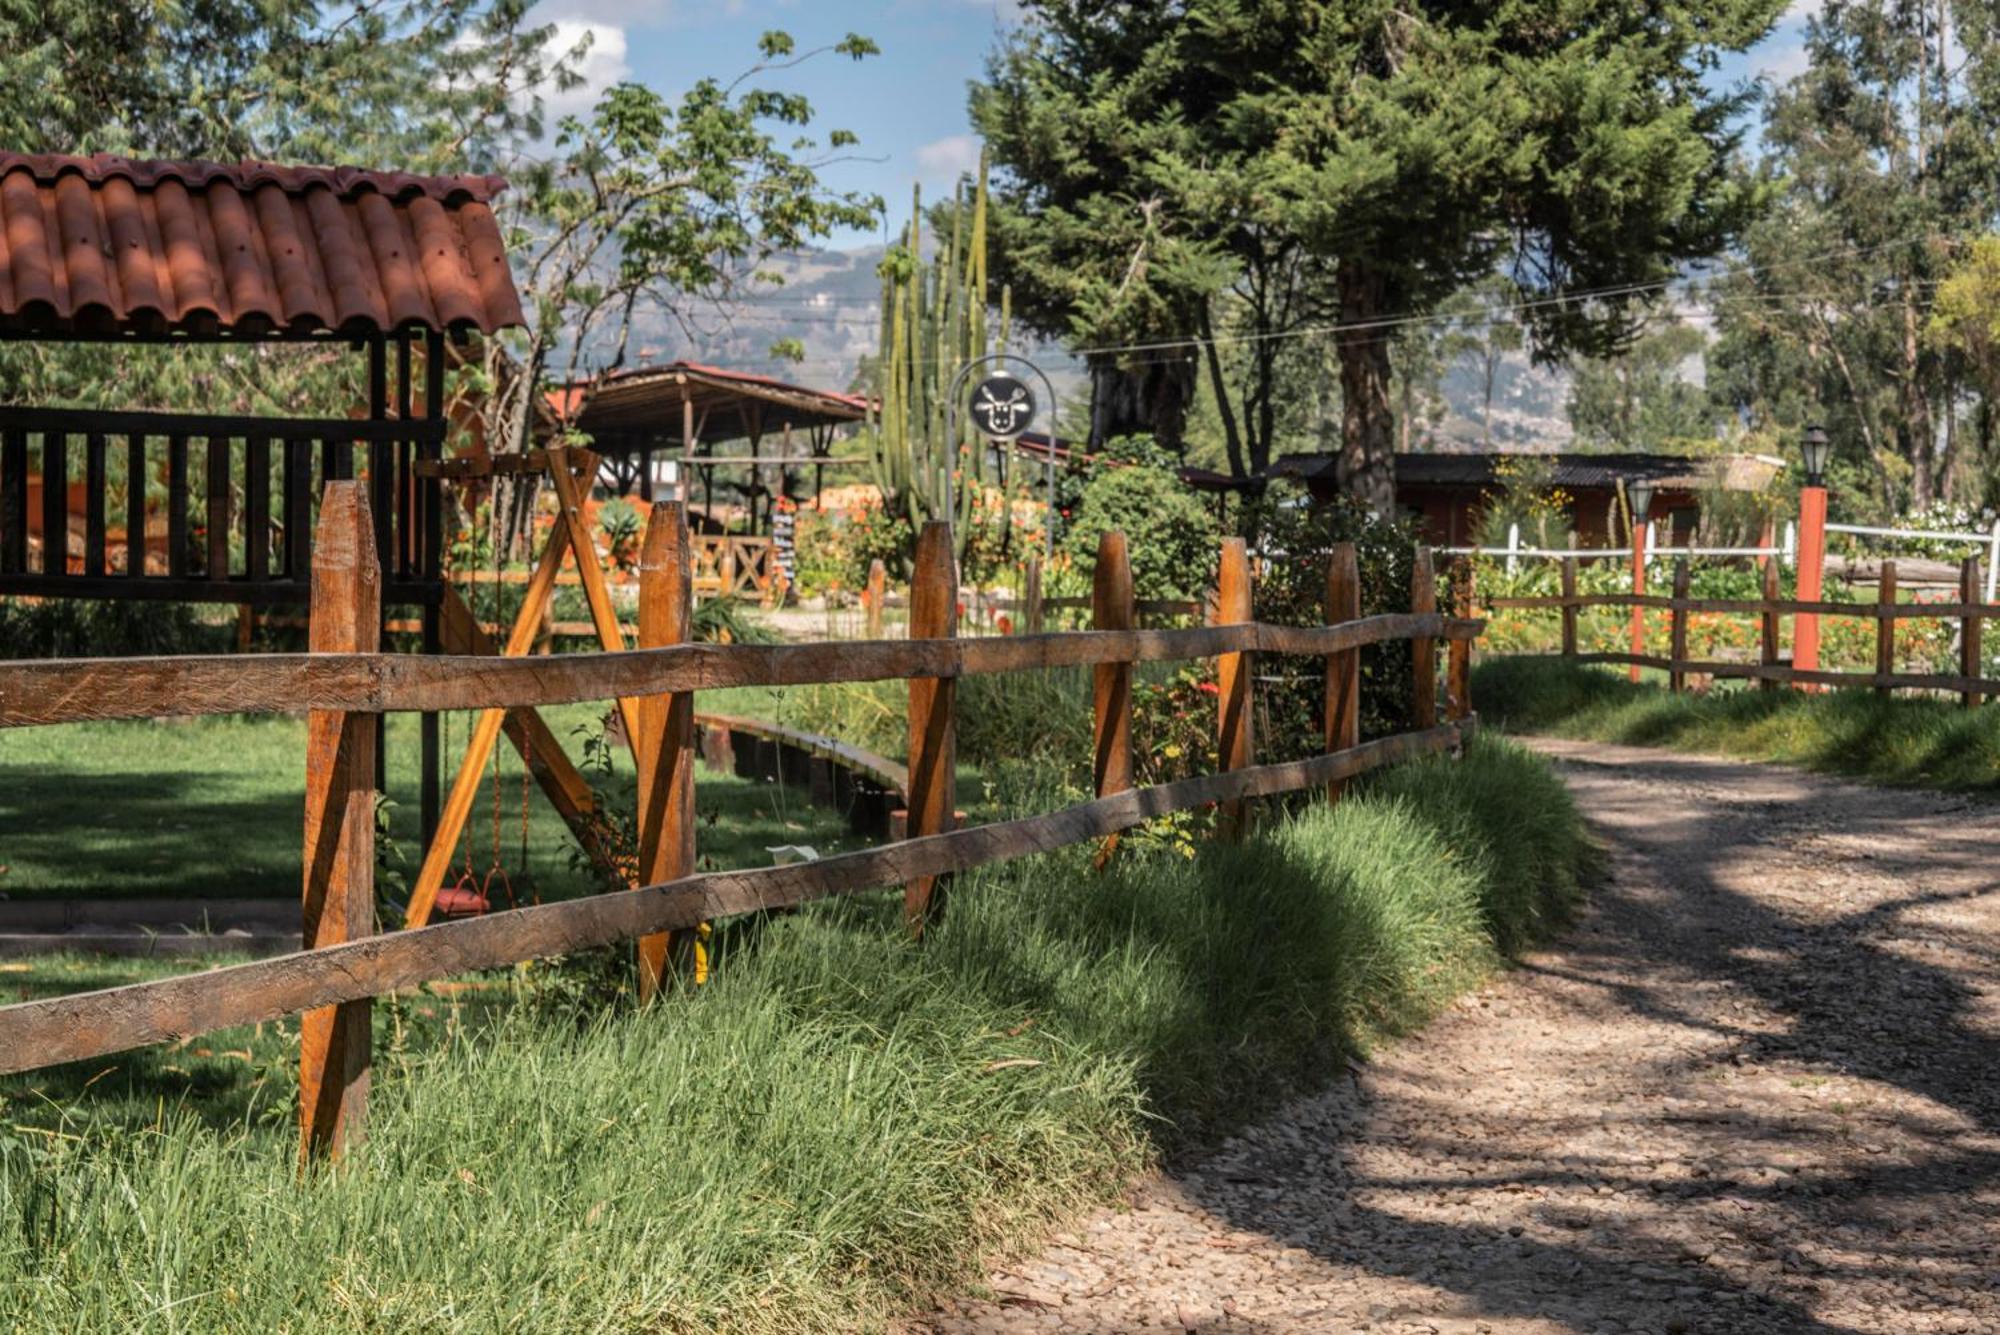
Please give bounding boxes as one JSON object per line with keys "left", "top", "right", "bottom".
{"left": 542, "top": 20, "right": 632, "bottom": 123}
{"left": 915, "top": 133, "right": 983, "bottom": 183}
{"left": 1759, "top": 38, "right": 1810, "bottom": 84}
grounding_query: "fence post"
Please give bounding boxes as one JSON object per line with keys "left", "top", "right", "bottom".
{"left": 1559, "top": 557, "right": 1578, "bottom": 660}
{"left": 1024, "top": 555, "right": 1044, "bottom": 634}
{"left": 1505, "top": 522, "right": 1520, "bottom": 575}
{"left": 1875, "top": 559, "right": 1897, "bottom": 698}
{"left": 636, "top": 503, "right": 695, "bottom": 999}
{"left": 1988, "top": 522, "right": 2000, "bottom": 604}
{"left": 1091, "top": 531, "right": 1136, "bottom": 798}
{"left": 865, "top": 557, "right": 887, "bottom": 638}
{"left": 1412, "top": 546, "right": 1437, "bottom": 729}
{"left": 300, "top": 481, "right": 378, "bottom": 1163}
{"left": 1963, "top": 556, "right": 1984, "bottom": 710}
{"left": 1447, "top": 556, "right": 1474, "bottom": 721}
{"left": 904, "top": 520, "right": 958, "bottom": 934}
{"left": 1669, "top": 559, "right": 1690, "bottom": 694}
{"left": 1760, "top": 558, "right": 1780, "bottom": 692}
{"left": 1215, "top": 537, "right": 1254, "bottom": 840}
{"left": 1628, "top": 518, "right": 1648, "bottom": 683}
{"left": 1324, "top": 541, "right": 1361, "bottom": 802}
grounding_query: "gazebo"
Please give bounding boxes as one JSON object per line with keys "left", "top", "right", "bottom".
{"left": 557, "top": 361, "right": 870, "bottom": 534}
{"left": 0, "top": 151, "right": 526, "bottom": 843}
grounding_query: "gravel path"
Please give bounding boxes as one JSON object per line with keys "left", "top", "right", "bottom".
{"left": 918, "top": 739, "right": 2000, "bottom": 1334}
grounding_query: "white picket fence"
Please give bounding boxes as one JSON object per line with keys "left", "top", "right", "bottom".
{"left": 1444, "top": 516, "right": 2000, "bottom": 601}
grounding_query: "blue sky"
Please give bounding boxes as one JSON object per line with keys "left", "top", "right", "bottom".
{"left": 529, "top": 0, "right": 1821, "bottom": 250}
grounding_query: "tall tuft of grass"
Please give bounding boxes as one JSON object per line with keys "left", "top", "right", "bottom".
{"left": 0, "top": 737, "right": 1589, "bottom": 1332}
{"left": 1476, "top": 655, "right": 2000, "bottom": 792}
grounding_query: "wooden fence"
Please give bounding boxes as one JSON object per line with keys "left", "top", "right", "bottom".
{"left": 0, "top": 484, "right": 1481, "bottom": 1159}
{"left": 1490, "top": 554, "right": 1994, "bottom": 706}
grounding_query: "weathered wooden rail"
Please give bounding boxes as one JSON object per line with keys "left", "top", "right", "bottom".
{"left": 0, "top": 486, "right": 1480, "bottom": 1161}
{"left": 1490, "top": 554, "right": 1993, "bottom": 706}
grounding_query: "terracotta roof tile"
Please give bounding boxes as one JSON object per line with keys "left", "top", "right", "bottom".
{"left": 0, "top": 152, "right": 524, "bottom": 338}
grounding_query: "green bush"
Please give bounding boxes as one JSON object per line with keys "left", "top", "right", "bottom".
{"left": 1063, "top": 461, "right": 1218, "bottom": 601}
{"left": 0, "top": 598, "right": 232, "bottom": 657}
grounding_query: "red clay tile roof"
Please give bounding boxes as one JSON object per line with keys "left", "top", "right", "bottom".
{"left": 0, "top": 153, "right": 524, "bottom": 338}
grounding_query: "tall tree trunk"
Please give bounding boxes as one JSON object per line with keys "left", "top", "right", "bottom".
{"left": 1199, "top": 304, "right": 1247, "bottom": 480}
{"left": 1902, "top": 286, "right": 1935, "bottom": 507}
{"left": 1334, "top": 261, "right": 1396, "bottom": 512}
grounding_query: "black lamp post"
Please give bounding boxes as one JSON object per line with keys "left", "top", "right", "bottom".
{"left": 1800, "top": 424, "right": 1832, "bottom": 488}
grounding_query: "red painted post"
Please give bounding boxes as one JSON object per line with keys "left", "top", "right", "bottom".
{"left": 1794, "top": 481, "right": 1828, "bottom": 685}
{"left": 1629, "top": 519, "right": 1648, "bottom": 683}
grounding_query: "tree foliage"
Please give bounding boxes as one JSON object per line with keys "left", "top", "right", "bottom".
{"left": 976, "top": 0, "right": 1783, "bottom": 505}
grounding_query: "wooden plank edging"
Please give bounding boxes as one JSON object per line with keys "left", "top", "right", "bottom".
{"left": 0, "top": 719, "right": 1473, "bottom": 1075}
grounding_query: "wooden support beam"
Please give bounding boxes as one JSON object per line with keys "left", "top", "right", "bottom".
{"left": 1092, "top": 531, "right": 1136, "bottom": 798}
{"left": 1324, "top": 541, "right": 1361, "bottom": 803}
{"left": 904, "top": 521, "right": 958, "bottom": 934}
{"left": 1760, "top": 560, "right": 1780, "bottom": 691}
{"left": 1669, "top": 560, "right": 1690, "bottom": 694}
{"left": 1411, "top": 547, "right": 1437, "bottom": 730}
{"left": 547, "top": 448, "right": 644, "bottom": 758}
{"left": 299, "top": 481, "right": 378, "bottom": 1162}
{"left": 635, "top": 504, "right": 696, "bottom": 998}
{"left": 865, "top": 557, "right": 887, "bottom": 639}
{"left": 1875, "top": 560, "right": 1897, "bottom": 698}
{"left": 1024, "top": 556, "right": 1044, "bottom": 635}
{"left": 403, "top": 454, "right": 598, "bottom": 928}
{"left": 435, "top": 588, "right": 618, "bottom": 880}
{"left": 1559, "top": 557, "right": 1578, "bottom": 659}
{"left": 1962, "top": 558, "right": 1983, "bottom": 710}
{"left": 1215, "top": 537, "right": 1254, "bottom": 840}
{"left": 1448, "top": 557, "right": 1474, "bottom": 722}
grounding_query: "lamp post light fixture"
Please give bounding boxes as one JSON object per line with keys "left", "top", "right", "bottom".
{"left": 1800, "top": 424, "right": 1832, "bottom": 487}
{"left": 1626, "top": 478, "right": 1656, "bottom": 684}
{"left": 1794, "top": 423, "right": 1832, "bottom": 685}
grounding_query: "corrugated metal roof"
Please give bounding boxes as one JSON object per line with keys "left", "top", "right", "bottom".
{"left": 0, "top": 153, "right": 524, "bottom": 338}
{"left": 558, "top": 361, "right": 870, "bottom": 446}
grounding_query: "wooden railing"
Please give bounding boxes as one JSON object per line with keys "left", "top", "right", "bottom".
{"left": 1490, "top": 555, "right": 1994, "bottom": 705}
{"left": 0, "top": 489, "right": 1480, "bottom": 1159}
{"left": 0, "top": 406, "right": 445, "bottom": 604}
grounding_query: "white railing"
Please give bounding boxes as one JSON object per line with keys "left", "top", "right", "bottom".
{"left": 1441, "top": 522, "right": 1788, "bottom": 573}
{"left": 1825, "top": 518, "right": 2000, "bottom": 601}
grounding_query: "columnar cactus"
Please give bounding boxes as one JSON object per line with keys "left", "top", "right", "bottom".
{"left": 867, "top": 149, "right": 1010, "bottom": 560}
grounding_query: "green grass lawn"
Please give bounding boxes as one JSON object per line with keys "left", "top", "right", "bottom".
{"left": 0, "top": 736, "right": 1596, "bottom": 1332}
{"left": 1475, "top": 654, "right": 2000, "bottom": 791}
{"left": 0, "top": 694, "right": 982, "bottom": 903}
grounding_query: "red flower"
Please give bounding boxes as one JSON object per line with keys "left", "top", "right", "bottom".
{"left": 1195, "top": 681, "right": 1220, "bottom": 695}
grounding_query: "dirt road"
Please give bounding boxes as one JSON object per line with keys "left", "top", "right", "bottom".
{"left": 921, "top": 740, "right": 2000, "bottom": 1334}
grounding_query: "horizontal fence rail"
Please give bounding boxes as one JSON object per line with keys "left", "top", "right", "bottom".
{"left": 0, "top": 615, "right": 1478, "bottom": 728}
{"left": 1491, "top": 553, "right": 1994, "bottom": 704}
{"left": 0, "top": 722, "right": 1468, "bottom": 1077}
{"left": 0, "top": 489, "right": 1483, "bottom": 1161}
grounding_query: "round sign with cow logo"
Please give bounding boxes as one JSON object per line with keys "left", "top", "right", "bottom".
{"left": 969, "top": 373, "right": 1037, "bottom": 441}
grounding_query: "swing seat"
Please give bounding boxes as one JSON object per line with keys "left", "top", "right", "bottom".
{"left": 433, "top": 885, "right": 491, "bottom": 918}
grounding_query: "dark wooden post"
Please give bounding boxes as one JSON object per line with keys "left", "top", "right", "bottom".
{"left": 904, "top": 521, "right": 958, "bottom": 934}
{"left": 1962, "top": 557, "right": 1984, "bottom": 710}
{"left": 636, "top": 503, "right": 696, "bottom": 1000}
{"left": 1669, "top": 559, "right": 1690, "bottom": 693}
{"left": 1092, "top": 531, "right": 1136, "bottom": 797}
{"left": 300, "top": 482, "right": 379, "bottom": 1163}
{"left": 1215, "top": 537, "right": 1254, "bottom": 839}
{"left": 1559, "top": 557, "right": 1578, "bottom": 659}
{"left": 1411, "top": 546, "right": 1437, "bottom": 730}
{"left": 865, "top": 557, "right": 887, "bottom": 638}
{"left": 1875, "top": 560, "right": 1897, "bottom": 697}
{"left": 1324, "top": 541, "right": 1361, "bottom": 802}
{"left": 1024, "top": 555, "right": 1044, "bottom": 634}
{"left": 1760, "top": 558, "right": 1780, "bottom": 691}
{"left": 1448, "top": 557, "right": 1474, "bottom": 720}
